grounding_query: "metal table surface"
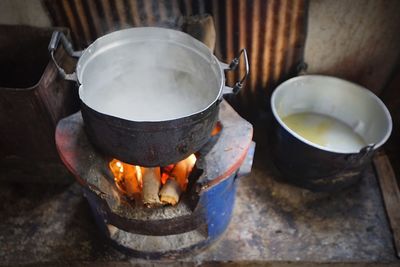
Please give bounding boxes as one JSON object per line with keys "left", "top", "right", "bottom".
{"left": 0, "top": 127, "right": 399, "bottom": 267}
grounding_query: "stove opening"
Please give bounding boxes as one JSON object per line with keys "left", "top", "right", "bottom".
{"left": 109, "top": 154, "right": 197, "bottom": 207}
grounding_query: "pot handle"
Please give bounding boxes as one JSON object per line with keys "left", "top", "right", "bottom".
{"left": 345, "top": 143, "right": 375, "bottom": 164}
{"left": 221, "top": 48, "right": 249, "bottom": 95}
{"left": 48, "top": 31, "right": 82, "bottom": 82}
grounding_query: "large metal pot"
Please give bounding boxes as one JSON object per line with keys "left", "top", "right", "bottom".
{"left": 270, "top": 75, "right": 392, "bottom": 191}
{"left": 49, "top": 27, "right": 248, "bottom": 166}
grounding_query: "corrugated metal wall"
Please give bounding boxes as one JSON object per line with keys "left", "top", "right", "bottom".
{"left": 43, "top": 0, "right": 308, "bottom": 119}
{"left": 209, "top": 0, "right": 308, "bottom": 117}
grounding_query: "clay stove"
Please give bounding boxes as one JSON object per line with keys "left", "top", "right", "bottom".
{"left": 55, "top": 100, "right": 254, "bottom": 258}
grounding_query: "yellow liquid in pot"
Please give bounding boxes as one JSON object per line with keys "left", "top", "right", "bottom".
{"left": 281, "top": 112, "right": 366, "bottom": 152}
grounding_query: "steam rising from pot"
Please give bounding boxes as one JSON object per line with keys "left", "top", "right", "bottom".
{"left": 79, "top": 37, "right": 219, "bottom": 121}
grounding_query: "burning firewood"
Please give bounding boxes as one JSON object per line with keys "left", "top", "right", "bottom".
{"left": 110, "top": 155, "right": 196, "bottom": 206}
{"left": 109, "top": 160, "right": 141, "bottom": 199}
{"left": 159, "top": 178, "right": 182, "bottom": 206}
{"left": 141, "top": 167, "right": 161, "bottom": 206}
{"left": 122, "top": 164, "right": 141, "bottom": 197}
{"left": 172, "top": 154, "right": 196, "bottom": 191}
{"left": 159, "top": 154, "right": 196, "bottom": 205}
{"left": 109, "top": 159, "right": 124, "bottom": 182}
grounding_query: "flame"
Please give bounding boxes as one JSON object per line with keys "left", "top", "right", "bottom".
{"left": 109, "top": 159, "right": 123, "bottom": 181}
{"left": 161, "top": 164, "right": 175, "bottom": 184}
{"left": 187, "top": 154, "right": 197, "bottom": 167}
{"left": 211, "top": 122, "right": 222, "bottom": 136}
{"left": 169, "top": 154, "right": 197, "bottom": 190}
{"left": 109, "top": 159, "right": 126, "bottom": 193}
{"left": 109, "top": 159, "right": 141, "bottom": 197}
{"left": 135, "top": 165, "right": 143, "bottom": 187}
{"left": 116, "top": 161, "right": 123, "bottom": 170}
{"left": 109, "top": 154, "right": 197, "bottom": 203}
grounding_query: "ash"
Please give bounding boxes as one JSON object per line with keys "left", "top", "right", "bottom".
{"left": 111, "top": 196, "right": 193, "bottom": 221}
{"left": 111, "top": 226, "right": 206, "bottom": 252}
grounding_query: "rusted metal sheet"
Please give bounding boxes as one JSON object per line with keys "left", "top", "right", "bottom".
{"left": 43, "top": 0, "right": 308, "bottom": 118}
{"left": 208, "top": 0, "right": 308, "bottom": 117}
{"left": 43, "top": 0, "right": 183, "bottom": 47}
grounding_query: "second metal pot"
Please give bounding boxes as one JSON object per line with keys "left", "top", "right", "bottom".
{"left": 270, "top": 75, "right": 392, "bottom": 191}
{"left": 49, "top": 27, "right": 248, "bottom": 166}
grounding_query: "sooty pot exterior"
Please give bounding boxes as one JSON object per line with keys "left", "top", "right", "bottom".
{"left": 81, "top": 100, "right": 219, "bottom": 166}
{"left": 270, "top": 119, "right": 375, "bottom": 192}
{"left": 269, "top": 75, "right": 391, "bottom": 192}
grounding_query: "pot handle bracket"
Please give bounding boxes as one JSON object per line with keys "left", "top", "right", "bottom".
{"left": 345, "top": 143, "right": 376, "bottom": 164}
{"left": 221, "top": 48, "right": 249, "bottom": 95}
{"left": 48, "top": 31, "right": 82, "bottom": 82}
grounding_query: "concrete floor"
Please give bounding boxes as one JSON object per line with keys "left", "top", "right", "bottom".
{"left": 0, "top": 136, "right": 399, "bottom": 266}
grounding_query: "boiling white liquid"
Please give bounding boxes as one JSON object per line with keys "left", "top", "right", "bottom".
{"left": 282, "top": 112, "right": 366, "bottom": 152}
{"left": 82, "top": 66, "right": 217, "bottom": 121}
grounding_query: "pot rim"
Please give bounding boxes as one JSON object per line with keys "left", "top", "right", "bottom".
{"left": 271, "top": 75, "right": 392, "bottom": 154}
{"left": 76, "top": 27, "right": 226, "bottom": 123}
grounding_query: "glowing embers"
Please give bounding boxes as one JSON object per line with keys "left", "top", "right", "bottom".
{"left": 109, "top": 154, "right": 196, "bottom": 207}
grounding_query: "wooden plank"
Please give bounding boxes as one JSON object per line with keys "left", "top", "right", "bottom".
{"left": 381, "top": 68, "right": 400, "bottom": 185}
{"left": 373, "top": 151, "right": 400, "bottom": 258}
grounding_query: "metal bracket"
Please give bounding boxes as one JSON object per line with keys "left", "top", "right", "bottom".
{"left": 48, "top": 31, "right": 82, "bottom": 82}
{"left": 345, "top": 143, "right": 376, "bottom": 164}
{"left": 222, "top": 48, "right": 250, "bottom": 95}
